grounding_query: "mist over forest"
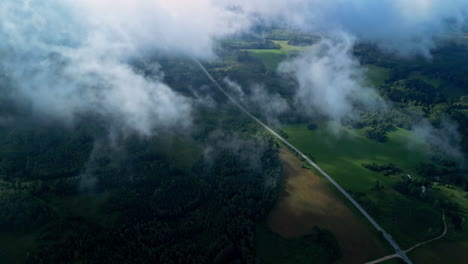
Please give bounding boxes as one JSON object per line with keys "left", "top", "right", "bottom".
{"left": 1, "top": 1, "right": 468, "bottom": 264}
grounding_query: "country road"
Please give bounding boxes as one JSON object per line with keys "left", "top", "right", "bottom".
{"left": 405, "top": 212, "right": 447, "bottom": 254}
{"left": 366, "top": 211, "right": 447, "bottom": 264}
{"left": 194, "top": 59, "right": 413, "bottom": 264}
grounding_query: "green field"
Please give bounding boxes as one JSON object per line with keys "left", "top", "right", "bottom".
{"left": 365, "top": 65, "right": 391, "bottom": 86}
{"left": 272, "top": 40, "right": 312, "bottom": 52}
{"left": 280, "top": 123, "right": 447, "bottom": 247}
{"left": 245, "top": 40, "right": 313, "bottom": 71}
{"left": 246, "top": 49, "right": 286, "bottom": 71}
{"left": 408, "top": 213, "right": 468, "bottom": 264}
{"left": 408, "top": 71, "right": 466, "bottom": 99}
{"left": 255, "top": 224, "right": 340, "bottom": 264}
{"left": 282, "top": 123, "right": 429, "bottom": 191}
{"left": 432, "top": 185, "right": 468, "bottom": 213}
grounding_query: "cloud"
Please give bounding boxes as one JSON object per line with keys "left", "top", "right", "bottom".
{"left": 0, "top": 0, "right": 203, "bottom": 135}
{"left": 412, "top": 118, "right": 464, "bottom": 161}
{"left": 279, "top": 33, "right": 381, "bottom": 122}
{"left": 0, "top": 0, "right": 265, "bottom": 135}
{"left": 70, "top": 0, "right": 252, "bottom": 59}
{"left": 225, "top": 0, "right": 467, "bottom": 131}
{"left": 1, "top": 0, "right": 467, "bottom": 138}
{"left": 307, "top": 0, "right": 468, "bottom": 57}
{"left": 235, "top": 0, "right": 468, "bottom": 57}
{"left": 203, "top": 130, "right": 266, "bottom": 169}
{"left": 224, "top": 78, "right": 290, "bottom": 124}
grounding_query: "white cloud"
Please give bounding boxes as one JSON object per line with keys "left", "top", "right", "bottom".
{"left": 224, "top": 78, "right": 289, "bottom": 123}
{"left": 279, "top": 33, "right": 380, "bottom": 122}
{"left": 1, "top": 0, "right": 467, "bottom": 136}
{"left": 412, "top": 118, "right": 464, "bottom": 161}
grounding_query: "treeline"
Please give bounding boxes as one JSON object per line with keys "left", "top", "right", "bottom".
{"left": 288, "top": 35, "right": 321, "bottom": 46}
{"left": 354, "top": 44, "right": 468, "bottom": 159}
{"left": 265, "top": 29, "right": 321, "bottom": 45}
{"left": 379, "top": 79, "right": 446, "bottom": 106}
{"left": 0, "top": 126, "right": 93, "bottom": 181}
{"left": 393, "top": 178, "right": 463, "bottom": 229}
{"left": 221, "top": 40, "right": 280, "bottom": 50}
{"left": 417, "top": 161, "right": 468, "bottom": 190}
{"left": 362, "top": 163, "right": 402, "bottom": 176}
{"left": 393, "top": 179, "right": 431, "bottom": 200}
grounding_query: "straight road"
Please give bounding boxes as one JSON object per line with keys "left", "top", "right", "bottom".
{"left": 194, "top": 59, "right": 413, "bottom": 264}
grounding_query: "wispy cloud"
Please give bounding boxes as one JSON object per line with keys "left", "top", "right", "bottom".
{"left": 1, "top": 0, "right": 467, "bottom": 141}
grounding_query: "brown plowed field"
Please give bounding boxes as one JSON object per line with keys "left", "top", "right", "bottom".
{"left": 268, "top": 149, "right": 387, "bottom": 263}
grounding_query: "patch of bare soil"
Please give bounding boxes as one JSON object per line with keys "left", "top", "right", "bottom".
{"left": 268, "top": 149, "right": 386, "bottom": 263}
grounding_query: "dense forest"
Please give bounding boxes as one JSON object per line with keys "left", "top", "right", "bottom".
{"left": 1, "top": 26, "right": 467, "bottom": 263}
{"left": 355, "top": 44, "right": 468, "bottom": 190}
{"left": 0, "top": 105, "right": 285, "bottom": 263}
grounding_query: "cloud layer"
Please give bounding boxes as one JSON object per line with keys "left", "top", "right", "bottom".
{"left": 279, "top": 33, "right": 381, "bottom": 122}
{"left": 237, "top": 0, "right": 468, "bottom": 56}
{"left": 0, "top": 0, "right": 207, "bottom": 134}
{"left": 1, "top": 0, "right": 467, "bottom": 138}
{"left": 224, "top": 78, "right": 290, "bottom": 124}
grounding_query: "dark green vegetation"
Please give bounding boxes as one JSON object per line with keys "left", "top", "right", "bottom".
{"left": 408, "top": 211, "right": 468, "bottom": 264}
{"left": 355, "top": 43, "right": 468, "bottom": 190}
{"left": 0, "top": 104, "right": 285, "bottom": 263}
{"left": 362, "top": 163, "right": 402, "bottom": 176}
{"left": 264, "top": 29, "right": 321, "bottom": 46}
{"left": 281, "top": 124, "right": 444, "bottom": 248}
{"left": 255, "top": 225, "right": 341, "bottom": 264}
{"left": 0, "top": 40, "right": 340, "bottom": 263}
{"left": 278, "top": 40, "right": 468, "bottom": 256}
{"left": 0, "top": 103, "right": 286, "bottom": 263}
{"left": 1, "top": 28, "right": 468, "bottom": 264}
{"left": 355, "top": 44, "right": 468, "bottom": 152}
{"left": 172, "top": 32, "right": 468, "bottom": 261}
{"left": 210, "top": 30, "right": 468, "bottom": 260}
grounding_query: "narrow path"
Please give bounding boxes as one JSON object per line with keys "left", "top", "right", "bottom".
{"left": 365, "top": 211, "right": 447, "bottom": 264}
{"left": 404, "top": 212, "right": 447, "bottom": 253}
{"left": 194, "top": 59, "right": 413, "bottom": 264}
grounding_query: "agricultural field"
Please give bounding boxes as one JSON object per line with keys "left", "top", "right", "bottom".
{"left": 280, "top": 123, "right": 447, "bottom": 248}
{"left": 245, "top": 49, "right": 286, "bottom": 71}
{"left": 364, "top": 65, "right": 391, "bottom": 86}
{"left": 272, "top": 40, "right": 313, "bottom": 52}
{"left": 282, "top": 123, "right": 429, "bottom": 191}
{"left": 255, "top": 224, "right": 340, "bottom": 264}
{"left": 265, "top": 148, "right": 388, "bottom": 263}
{"left": 1, "top": 9, "right": 468, "bottom": 262}
{"left": 215, "top": 33, "right": 468, "bottom": 262}
{"left": 244, "top": 39, "right": 315, "bottom": 71}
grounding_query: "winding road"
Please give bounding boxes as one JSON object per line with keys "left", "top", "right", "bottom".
{"left": 194, "top": 59, "right": 413, "bottom": 264}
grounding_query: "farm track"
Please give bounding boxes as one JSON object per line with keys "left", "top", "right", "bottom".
{"left": 366, "top": 211, "right": 447, "bottom": 264}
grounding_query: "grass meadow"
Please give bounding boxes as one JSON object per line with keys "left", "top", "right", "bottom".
{"left": 280, "top": 123, "right": 446, "bottom": 248}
